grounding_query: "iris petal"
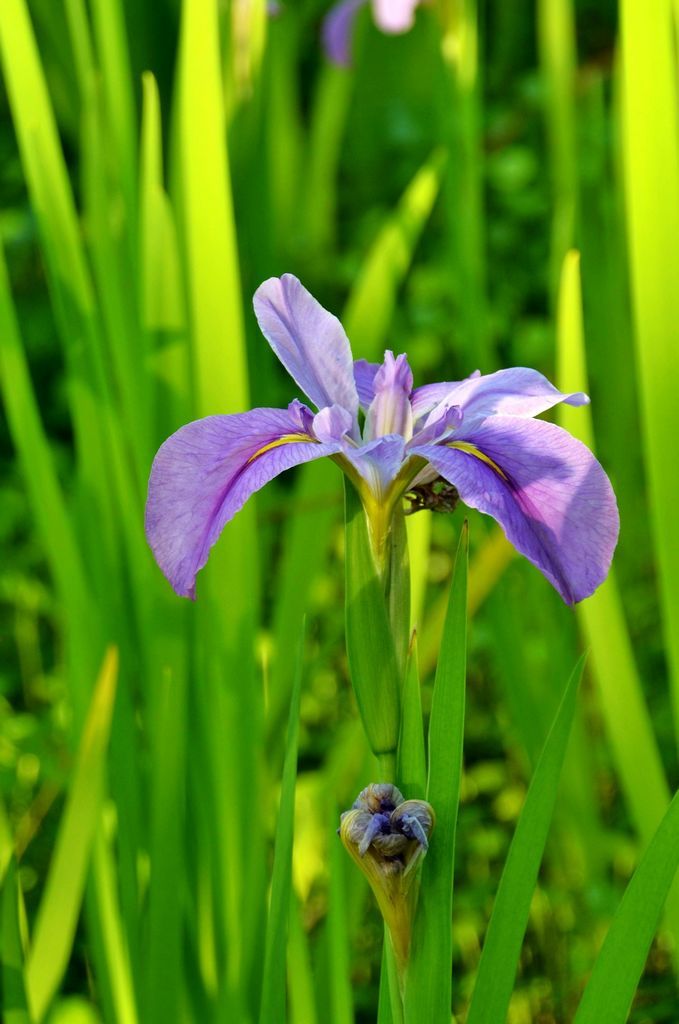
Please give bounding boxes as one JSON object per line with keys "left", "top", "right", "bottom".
{"left": 254, "top": 275, "right": 360, "bottom": 422}
{"left": 145, "top": 406, "right": 340, "bottom": 597}
{"left": 417, "top": 367, "right": 588, "bottom": 432}
{"left": 412, "top": 415, "right": 619, "bottom": 604}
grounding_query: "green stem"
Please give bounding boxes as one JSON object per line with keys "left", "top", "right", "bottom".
{"left": 377, "top": 750, "right": 397, "bottom": 784}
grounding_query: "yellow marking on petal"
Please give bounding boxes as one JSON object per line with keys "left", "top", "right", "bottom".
{"left": 447, "top": 440, "right": 508, "bottom": 481}
{"left": 246, "top": 433, "right": 317, "bottom": 464}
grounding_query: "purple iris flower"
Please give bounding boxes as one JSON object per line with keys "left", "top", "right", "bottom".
{"left": 145, "top": 274, "right": 619, "bottom": 603}
{"left": 323, "top": 0, "right": 422, "bottom": 66}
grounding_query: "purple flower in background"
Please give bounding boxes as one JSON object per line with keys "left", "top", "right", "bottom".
{"left": 145, "top": 274, "right": 619, "bottom": 603}
{"left": 323, "top": 0, "right": 422, "bottom": 66}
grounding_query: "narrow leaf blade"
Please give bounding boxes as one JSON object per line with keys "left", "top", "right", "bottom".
{"left": 465, "top": 655, "right": 585, "bottom": 1024}
{"left": 258, "top": 628, "right": 304, "bottom": 1024}
{"left": 574, "top": 790, "right": 679, "bottom": 1024}
{"left": 25, "top": 648, "right": 119, "bottom": 1021}
{"left": 404, "top": 524, "right": 468, "bottom": 1022}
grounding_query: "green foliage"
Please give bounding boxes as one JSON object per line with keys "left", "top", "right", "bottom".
{"left": 0, "top": 1, "right": 677, "bottom": 1022}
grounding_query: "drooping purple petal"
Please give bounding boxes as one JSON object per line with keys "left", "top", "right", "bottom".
{"left": 322, "top": 0, "right": 368, "bottom": 65}
{"left": 145, "top": 405, "right": 339, "bottom": 598}
{"left": 411, "top": 415, "right": 619, "bottom": 604}
{"left": 420, "top": 368, "right": 588, "bottom": 432}
{"left": 253, "top": 275, "right": 359, "bottom": 422}
{"left": 353, "top": 359, "right": 381, "bottom": 409}
{"left": 341, "top": 434, "right": 406, "bottom": 499}
{"left": 373, "top": 0, "right": 420, "bottom": 33}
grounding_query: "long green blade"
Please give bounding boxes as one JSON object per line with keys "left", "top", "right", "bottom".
{"left": 258, "top": 629, "right": 304, "bottom": 1024}
{"left": 404, "top": 524, "right": 468, "bottom": 1022}
{"left": 342, "top": 148, "right": 447, "bottom": 360}
{"left": 574, "top": 790, "right": 679, "bottom": 1024}
{"left": 2, "top": 859, "right": 31, "bottom": 1024}
{"left": 465, "top": 655, "right": 584, "bottom": 1024}
{"left": 25, "top": 649, "right": 119, "bottom": 1021}
{"left": 555, "top": 251, "right": 679, "bottom": 941}
{"left": 619, "top": 0, "right": 679, "bottom": 746}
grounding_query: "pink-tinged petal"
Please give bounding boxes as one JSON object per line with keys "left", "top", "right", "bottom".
{"left": 353, "top": 359, "right": 381, "bottom": 409}
{"left": 341, "top": 434, "right": 406, "bottom": 499}
{"left": 253, "top": 275, "right": 359, "bottom": 420}
{"left": 409, "top": 403, "right": 462, "bottom": 446}
{"left": 373, "top": 0, "right": 420, "bottom": 33}
{"left": 411, "top": 369, "right": 480, "bottom": 421}
{"left": 412, "top": 416, "right": 619, "bottom": 604}
{"left": 313, "top": 404, "right": 354, "bottom": 443}
{"left": 420, "top": 367, "right": 588, "bottom": 431}
{"left": 145, "top": 406, "right": 339, "bottom": 598}
{"left": 322, "top": 0, "right": 368, "bottom": 65}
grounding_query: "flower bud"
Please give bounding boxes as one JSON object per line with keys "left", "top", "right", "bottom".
{"left": 339, "top": 783, "right": 435, "bottom": 981}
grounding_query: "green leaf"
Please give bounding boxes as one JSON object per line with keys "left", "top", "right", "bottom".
{"left": 25, "top": 648, "right": 119, "bottom": 1022}
{"left": 342, "top": 148, "right": 447, "bottom": 361}
{"left": 176, "top": 0, "right": 248, "bottom": 417}
{"left": 574, "top": 789, "right": 679, "bottom": 1024}
{"left": 404, "top": 524, "right": 468, "bottom": 1022}
{"left": 2, "top": 858, "right": 31, "bottom": 1024}
{"left": 139, "top": 72, "right": 186, "bottom": 333}
{"left": 619, "top": 0, "right": 679, "bottom": 748}
{"left": 397, "top": 636, "right": 426, "bottom": 800}
{"left": 258, "top": 627, "right": 304, "bottom": 1024}
{"left": 556, "top": 250, "right": 679, "bottom": 943}
{"left": 344, "top": 480, "right": 401, "bottom": 760}
{"left": 465, "top": 655, "right": 585, "bottom": 1024}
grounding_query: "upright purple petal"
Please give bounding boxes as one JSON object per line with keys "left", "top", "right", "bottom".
{"left": 412, "top": 416, "right": 619, "bottom": 604}
{"left": 373, "top": 0, "right": 420, "bottom": 33}
{"left": 365, "top": 352, "right": 414, "bottom": 440}
{"left": 354, "top": 359, "right": 381, "bottom": 409}
{"left": 253, "top": 275, "right": 359, "bottom": 421}
{"left": 145, "top": 406, "right": 339, "bottom": 598}
{"left": 322, "top": 0, "right": 368, "bottom": 65}
{"left": 420, "top": 368, "right": 588, "bottom": 432}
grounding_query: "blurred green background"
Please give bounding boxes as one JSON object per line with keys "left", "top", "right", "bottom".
{"left": 1, "top": 0, "right": 678, "bottom": 1021}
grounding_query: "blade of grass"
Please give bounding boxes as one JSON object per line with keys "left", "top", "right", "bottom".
{"left": 287, "top": 895, "right": 318, "bottom": 1024}
{"left": 2, "top": 859, "right": 31, "bottom": 1024}
{"left": 176, "top": 0, "right": 248, "bottom": 417}
{"left": 403, "top": 524, "right": 468, "bottom": 1022}
{"left": 25, "top": 647, "right": 119, "bottom": 1022}
{"left": 439, "top": 2, "right": 490, "bottom": 369}
{"left": 538, "top": 0, "right": 578, "bottom": 296}
{"left": 342, "top": 148, "right": 447, "bottom": 361}
{"left": 139, "top": 72, "right": 186, "bottom": 334}
{"left": 465, "top": 655, "right": 585, "bottom": 1024}
{"left": 89, "top": 0, "right": 138, "bottom": 219}
{"left": 556, "top": 249, "right": 679, "bottom": 947}
{"left": 144, "top": 665, "right": 186, "bottom": 1024}
{"left": 397, "top": 635, "right": 426, "bottom": 800}
{"left": 574, "top": 789, "right": 679, "bottom": 1024}
{"left": 327, "top": 802, "right": 354, "bottom": 1024}
{"left": 620, "top": 0, "right": 679, "bottom": 746}
{"left": 90, "top": 826, "right": 139, "bottom": 1024}
{"left": 556, "top": 251, "right": 670, "bottom": 827}
{"left": 0, "top": 234, "right": 96, "bottom": 713}
{"left": 258, "top": 628, "right": 304, "bottom": 1024}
